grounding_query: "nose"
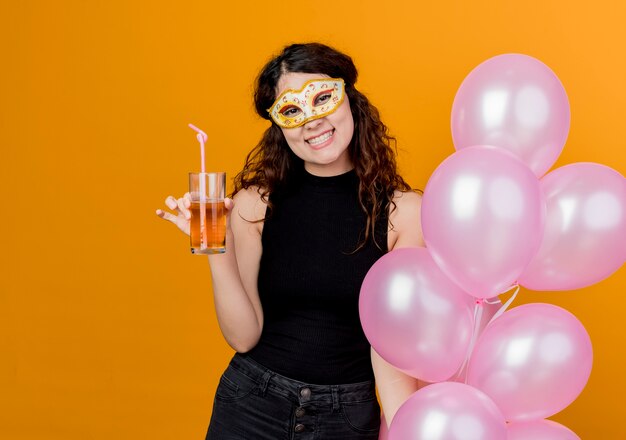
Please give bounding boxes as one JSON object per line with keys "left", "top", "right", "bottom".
{"left": 304, "top": 117, "right": 323, "bottom": 130}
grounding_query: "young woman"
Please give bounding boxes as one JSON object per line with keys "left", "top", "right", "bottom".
{"left": 157, "top": 42, "right": 424, "bottom": 439}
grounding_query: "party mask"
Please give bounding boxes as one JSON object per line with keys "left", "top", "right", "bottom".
{"left": 267, "top": 78, "right": 345, "bottom": 128}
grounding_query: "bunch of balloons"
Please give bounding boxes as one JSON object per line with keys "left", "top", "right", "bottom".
{"left": 360, "top": 54, "right": 625, "bottom": 440}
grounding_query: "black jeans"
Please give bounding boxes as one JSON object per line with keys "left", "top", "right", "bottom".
{"left": 206, "top": 353, "right": 381, "bottom": 439}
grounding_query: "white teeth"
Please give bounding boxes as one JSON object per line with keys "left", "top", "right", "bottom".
{"left": 307, "top": 130, "right": 333, "bottom": 145}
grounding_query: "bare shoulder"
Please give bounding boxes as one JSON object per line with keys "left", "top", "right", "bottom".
{"left": 391, "top": 190, "right": 422, "bottom": 219}
{"left": 231, "top": 186, "right": 269, "bottom": 232}
{"left": 388, "top": 190, "right": 425, "bottom": 250}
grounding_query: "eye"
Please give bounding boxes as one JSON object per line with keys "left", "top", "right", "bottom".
{"left": 279, "top": 105, "right": 302, "bottom": 118}
{"left": 313, "top": 91, "right": 333, "bottom": 106}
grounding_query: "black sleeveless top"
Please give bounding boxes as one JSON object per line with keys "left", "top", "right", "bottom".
{"left": 244, "top": 167, "right": 388, "bottom": 384}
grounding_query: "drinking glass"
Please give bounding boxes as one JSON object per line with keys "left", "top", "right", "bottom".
{"left": 188, "top": 172, "right": 226, "bottom": 254}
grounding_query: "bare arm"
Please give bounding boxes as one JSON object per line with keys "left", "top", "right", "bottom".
{"left": 374, "top": 190, "right": 426, "bottom": 428}
{"left": 371, "top": 347, "right": 422, "bottom": 427}
{"left": 157, "top": 188, "right": 266, "bottom": 353}
{"left": 207, "top": 188, "right": 266, "bottom": 352}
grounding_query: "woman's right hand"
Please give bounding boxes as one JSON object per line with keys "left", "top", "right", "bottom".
{"left": 156, "top": 193, "right": 193, "bottom": 236}
{"left": 156, "top": 193, "right": 234, "bottom": 237}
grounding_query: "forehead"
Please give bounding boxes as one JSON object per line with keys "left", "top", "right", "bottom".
{"left": 276, "top": 72, "right": 331, "bottom": 96}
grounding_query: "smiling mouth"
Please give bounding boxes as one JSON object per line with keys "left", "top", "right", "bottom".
{"left": 306, "top": 129, "right": 335, "bottom": 146}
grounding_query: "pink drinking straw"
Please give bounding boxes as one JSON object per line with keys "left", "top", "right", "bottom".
{"left": 189, "top": 123, "right": 209, "bottom": 247}
{"left": 188, "top": 123, "right": 208, "bottom": 173}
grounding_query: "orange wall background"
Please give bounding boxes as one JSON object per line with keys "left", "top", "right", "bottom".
{"left": 1, "top": 1, "right": 624, "bottom": 438}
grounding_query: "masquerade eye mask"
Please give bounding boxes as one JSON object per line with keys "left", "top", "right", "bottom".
{"left": 267, "top": 78, "right": 345, "bottom": 128}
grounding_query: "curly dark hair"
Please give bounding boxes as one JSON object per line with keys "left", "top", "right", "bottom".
{"left": 233, "top": 42, "right": 413, "bottom": 249}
